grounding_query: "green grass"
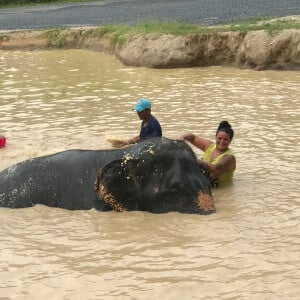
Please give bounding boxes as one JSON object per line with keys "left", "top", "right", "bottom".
{"left": 45, "top": 28, "right": 67, "bottom": 47}
{"left": 41, "top": 18, "right": 299, "bottom": 48}
{"left": 82, "top": 19, "right": 300, "bottom": 45}
{"left": 228, "top": 18, "right": 300, "bottom": 32}
{"left": 95, "top": 18, "right": 300, "bottom": 37}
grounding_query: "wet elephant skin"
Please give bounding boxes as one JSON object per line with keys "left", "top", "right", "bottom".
{"left": 0, "top": 138, "right": 215, "bottom": 214}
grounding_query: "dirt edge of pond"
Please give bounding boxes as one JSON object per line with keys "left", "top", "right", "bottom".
{"left": 0, "top": 27, "right": 299, "bottom": 70}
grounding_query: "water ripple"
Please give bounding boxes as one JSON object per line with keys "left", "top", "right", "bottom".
{"left": 0, "top": 50, "right": 299, "bottom": 299}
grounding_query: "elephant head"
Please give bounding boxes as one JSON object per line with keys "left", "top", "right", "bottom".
{"left": 95, "top": 138, "right": 216, "bottom": 214}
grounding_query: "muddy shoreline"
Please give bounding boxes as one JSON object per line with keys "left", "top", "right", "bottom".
{"left": 1, "top": 27, "right": 300, "bottom": 70}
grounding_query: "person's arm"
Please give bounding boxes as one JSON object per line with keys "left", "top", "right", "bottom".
{"left": 177, "top": 133, "right": 212, "bottom": 151}
{"left": 107, "top": 135, "right": 140, "bottom": 148}
{"left": 199, "top": 155, "right": 236, "bottom": 175}
{"left": 128, "top": 135, "right": 140, "bottom": 144}
{"left": 116, "top": 135, "right": 140, "bottom": 147}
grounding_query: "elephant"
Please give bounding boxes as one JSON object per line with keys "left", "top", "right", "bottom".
{"left": 0, "top": 137, "right": 215, "bottom": 214}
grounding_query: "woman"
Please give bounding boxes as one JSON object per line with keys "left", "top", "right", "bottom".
{"left": 177, "top": 121, "right": 236, "bottom": 187}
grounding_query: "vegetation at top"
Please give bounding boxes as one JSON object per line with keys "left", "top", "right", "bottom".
{"left": 227, "top": 18, "right": 300, "bottom": 32}
{"left": 42, "top": 18, "right": 299, "bottom": 48}
{"left": 123, "top": 18, "right": 300, "bottom": 35}
{"left": 82, "top": 19, "right": 300, "bottom": 45}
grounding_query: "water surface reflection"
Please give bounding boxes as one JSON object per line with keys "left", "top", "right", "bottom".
{"left": 0, "top": 50, "right": 299, "bottom": 299}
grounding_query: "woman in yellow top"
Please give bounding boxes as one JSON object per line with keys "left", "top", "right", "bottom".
{"left": 177, "top": 121, "right": 236, "bottom": 187}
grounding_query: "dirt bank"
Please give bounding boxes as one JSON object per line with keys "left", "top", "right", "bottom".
{"left": 0, "top": 27, "right": 299, "bottom": 70}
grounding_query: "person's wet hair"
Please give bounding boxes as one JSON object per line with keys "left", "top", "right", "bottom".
{"left": 216, "top": 121, "right": 234, "bottom": 141}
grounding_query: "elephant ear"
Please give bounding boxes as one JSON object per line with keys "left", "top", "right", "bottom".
{"left": 94, "top": 159, "right": 141, "bottom": 211}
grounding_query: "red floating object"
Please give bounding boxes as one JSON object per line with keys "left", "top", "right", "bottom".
{"left": 0, "top": 136, "right": 6, "bottom": 148}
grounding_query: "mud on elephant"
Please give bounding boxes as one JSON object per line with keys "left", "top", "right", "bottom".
{"left": 0, "top": 137, "right": 215, "bottom": 214}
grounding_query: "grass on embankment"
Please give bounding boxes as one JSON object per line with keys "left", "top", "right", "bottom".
{"left": 123, "top": 18, "right": 300, "bottom": 35}
{"left": 45, "top": 18, "right": 300, "bottom": 47}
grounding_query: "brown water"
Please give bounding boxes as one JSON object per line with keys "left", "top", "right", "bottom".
{"left": 0, "top": 50, "right": 299, "bottom": 299}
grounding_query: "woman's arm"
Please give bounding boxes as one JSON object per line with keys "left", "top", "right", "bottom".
{"left": 177, "top": 133, "right": 212, "bottom": 151}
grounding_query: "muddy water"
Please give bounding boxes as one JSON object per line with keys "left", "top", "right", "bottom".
{"left": 0, "top": 50, "right": 299, "bottom": 299}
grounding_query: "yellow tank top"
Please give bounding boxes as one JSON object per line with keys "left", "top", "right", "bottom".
{"left": 202, "top": 143, "right": 235, "bottom": 187}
